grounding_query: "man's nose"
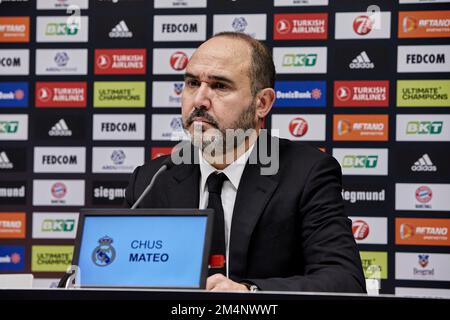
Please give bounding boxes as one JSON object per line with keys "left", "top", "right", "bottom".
{"left": 193, "top": 82, "right": 212, "bottom": 110}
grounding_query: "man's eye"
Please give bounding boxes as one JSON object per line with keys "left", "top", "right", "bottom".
{"left": 186, "top": 79, "right": 199, "bottom": 87}
{"left": 213, "top": 83, "right": 227, "bottom": 90}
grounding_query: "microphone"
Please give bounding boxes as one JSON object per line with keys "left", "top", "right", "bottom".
{"left": 131, "top": 156, "right": 174, "bottom": 209}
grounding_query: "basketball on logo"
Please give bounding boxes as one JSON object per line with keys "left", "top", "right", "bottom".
{"left": 97, "top": 54, "right": 111, "bottom": 69}
{"left": 51, "top": 182, "right": 67, "bottom": 199}
{"left": 352, "top": 220, "right": 369, "bottom": 240}
{"left": 276, "top": 19, "right": 291, "bottom": 34}
{"left": 353, "top": 15, "right": 373, "bottom": 35}
{"left": 289, "top": 117, "right": 308, "bottom": 137}
{"left": 170, "top": 51, "right": 189, "bottom": 71}
{"left": 336, "top": 86, "right": 351, "bottom": 101}
{"left": 415, "top": 186, "right": 432, "bottom": 204}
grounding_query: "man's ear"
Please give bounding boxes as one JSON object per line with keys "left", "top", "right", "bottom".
{"left": 255, "top": 88, "right": 275, "bottom": 119}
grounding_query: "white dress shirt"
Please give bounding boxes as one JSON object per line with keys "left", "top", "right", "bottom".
{"left": 199, "top": 143, "right": 255, "bottom": 277}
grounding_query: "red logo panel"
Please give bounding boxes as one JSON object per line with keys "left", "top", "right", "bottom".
{"left": 274, "top": 13, "right": 328, "bottom": 40}
{"left": 35, "top": 82, "right": 87, "bottom": 108}
{"left": 94, "top": 49, "right": 146, "bottom": 75}
{"left": 334, "top": 80, "right": 389, "bottom": 107}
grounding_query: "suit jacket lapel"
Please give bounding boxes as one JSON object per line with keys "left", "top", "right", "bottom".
{"left": 166, "top": 163, "right": 200, "bottom": 209}
{"left": 229, "top": 161, "right": 279, "bottom": 279}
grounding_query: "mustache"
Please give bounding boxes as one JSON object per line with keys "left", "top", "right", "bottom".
{"left": 185, "top": 108, "right": 219, "bottom": 129}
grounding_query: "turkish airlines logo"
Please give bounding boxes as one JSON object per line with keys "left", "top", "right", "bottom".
{"left": 35, "top": 82, "right": 87, "bottom": 108}
{"left": 289, "top": 117, "right": 308, "bottom": 137}
{"left": 336, "top": 86, "right": 351, "bottom": 101}
{"left": 353, "top": 15, "right": 374, "bottom": 35}
{"left": 274, "top": 13, "right": 328, "bottom": 40}
{"left": 94, "top": 49, "right": 146, "bottom": 75}
{"left": 276, "top": 19, "right": 290, "bottom": 34}
{"left": 170, "top": 51, "right": 189, "bottom": 71}
{"left": 334, "top": 81, "right": 389, "bottom": 107}
{"left": 352, "top": 220, "right": 370, "bottom": 240}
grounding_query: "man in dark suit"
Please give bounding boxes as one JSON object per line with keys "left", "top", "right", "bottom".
{"left": 125, "top": 32, "right": 366, "bottom": 293}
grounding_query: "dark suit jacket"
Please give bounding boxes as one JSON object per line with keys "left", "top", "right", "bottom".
{"left": 125, "top": 136, "right": 366, "bottom": 293}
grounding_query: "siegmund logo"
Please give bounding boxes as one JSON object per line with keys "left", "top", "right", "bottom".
{"left": 342, "top": 189, "right": 386, "bottom": 204}
{"left": 109, "top": 20, "right": 132, "bottom": 38}
{"left": 349, "top": 51, "right": 374, "bottom": 69}
{"left": 92, "top": 181, "right": 128, "bottom": 205}
{"left": 412, "top": 154, "right": 437, "bottom": 172}
{"left": 48, "top": 119, "right": 72, "bottom": 136}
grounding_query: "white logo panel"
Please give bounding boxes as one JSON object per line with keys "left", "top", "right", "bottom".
{"left": 34, "top": 147, "right": 86, "bottom": 173}
{"left": 274, "top": 0, "right": 329, "bottom": 6}
{"left": 333, "top": 148, "right": 388, "bottom": 176}
{"left": 36, "top": 49, "right": 88, "bottom": 75}
{"left": 0, "top": 114, "right": 28, "bottom": 141}
{"left": 154, "top": 0, "right": 207, "bottom": 8}
{"left": 213, "top": 14, "right": 267, "bottom": 40}
{"left": 32, "top": 180, "right": 85, "bottom": 206}
{"left": 349, "top": 217, "right": 388, "bottom": 244}
{"left": 32, "top": 212, "right": 79, "bottom": 239}
{"left": 152, "top": 81, "right": 184, "bottom": 108}
{"left": 36, "top": 16, "right": 89, "bottom": 42}
{"left": 92, "top": 147, "right": 144, "bottom": 173}
{"left": 398, "top": 45, "right": 450, "bottom": 73}
{"left": 92, "top": 114, "right": 145, "bottom": 141}
{"left": 335, "top": 12, "right": 391, "bottom": 39}
{"left": 0, "top": 49, "right": 29, "bottom": 75}
{"left": 154, "top": 15, "right": 206, "bottom": 41}
{"left": 273, "top": 47, "right": 327, "bottom": 74}
{"left": 395, "top": 183, "right": 450, "bottom": 211}
{"left": 396, "top": 115, "right": 450, "bottom": 142}
{"left": 271, "top": 114, "right": 326, "bottom": 141}
{"left": 36, "top": 0, "right": 89, "bottom": 9}
{"left": 396, "top": 253, "right": 450, "bottom": 281}
{"left": 152, "top": 48, "right": 195, "bottom": 75}
{"left": 151, "top": 114, "right": 189, "bottom": 141}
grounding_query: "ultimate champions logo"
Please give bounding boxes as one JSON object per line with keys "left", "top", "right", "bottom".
{"left": 92, "top": 236, "right": 116, "bottom": 267}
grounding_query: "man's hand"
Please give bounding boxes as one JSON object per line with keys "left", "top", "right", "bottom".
{"left": 206, "top": 274, "right": 250, "bottom": 292}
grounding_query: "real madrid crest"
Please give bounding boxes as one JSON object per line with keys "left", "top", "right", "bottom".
{"left": 92, "top": 235, "right": 116, "bottom": 267}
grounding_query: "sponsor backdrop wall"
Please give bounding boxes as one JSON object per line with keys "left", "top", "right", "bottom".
{"left": 0, "top": 0, "right": 449, "bottom": 296}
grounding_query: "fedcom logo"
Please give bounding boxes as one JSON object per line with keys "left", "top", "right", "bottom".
{"left": 93, "top": 114, "right": 145, "bottom": 141}
{"left": 398, "top": 45, "right": 450, "bottom": 73}
{"left": 273, "top": 47, "right": 327, "bottom": 74}
{"left": 396, "top": 115, "right": 450, "bottom": 141}
{"left": 0, "top": 49, "right": 29, "bottom": 75}
{"left": 33, "top": 147, "right": 86, "bottom": 173}
{"left": 333, "top": 148, "right": 388, "bottom": 176}
{"left": 154, "top": 15, "right": 206, "bottom": 41}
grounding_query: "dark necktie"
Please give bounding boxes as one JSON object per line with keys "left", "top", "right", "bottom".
{"left": 206, "top": 172, "right": 228, "bottom": 276}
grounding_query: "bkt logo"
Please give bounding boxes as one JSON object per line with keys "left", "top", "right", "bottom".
{"left": 274, "top": 81, "right": 326, "bottom": 107}
{"left": 0, "top": 121, "right": 18, "bottom": 134}
{"left": 42, "top": 219, "right": 75, "bottom": 232}
{"left": 343, "top": 155, "right": 378, "bottom": 168}
{"left": 283, "top": 54, "right": 317, "bottom": 66}
{"left": 406, "top": 121, "right": 443, "bottom": 135}
{"left": 0, "top": 82, "right": 28, "bottom": 108}
{"left": 45, "top": 23, "right": 79, "bottom": 36}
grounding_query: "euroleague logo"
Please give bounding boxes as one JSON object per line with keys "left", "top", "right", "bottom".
{"left": 415, "top": 186, "right": 432, "bottom": 204}
{"left": 170, "top": 51, "right": 189, "bottom": 71}
{"left": 37, "top": 87, "right": 52, "bottom": 102}
{"left": 352, "top": 220, "right": 370, "bottom": 240}
{"left": 276, "top": 19, "right": 291, "bottom": 34}
{"left": 96, "top": 54, "right": 111, "bottom": 69}
{"left": 51, "top": 182, "right": 67, "bottom": 199}
{"left": 289, "top": 117, "right": 308, "bottom": 137}
{"left": 353, "top": 15, "right": 374, "bottom": 36}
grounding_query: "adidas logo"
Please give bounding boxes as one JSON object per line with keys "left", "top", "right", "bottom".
{"left": 109, "top": 20, "right": 133, "bottom": 38}
{"left": 48, "top": 119, "right": 72, "bottom": 137}
{"left": 0, "top": 151, "right": 13, "bottom": 169}
{"left": 411, "top": 154, "right": 437, "bottom": 172}
{"left": 349, "top": 51, "right": 375, "bottom": 69}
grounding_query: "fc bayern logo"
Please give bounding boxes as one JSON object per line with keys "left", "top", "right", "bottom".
{"left": 92, "top": 236, "right": 116, "bottom": 267}
{"left": 415, "top": 186, "right": 432, "bottom": 204}
{"left": 51, "top": 182, "right": 67, "bottom": 199}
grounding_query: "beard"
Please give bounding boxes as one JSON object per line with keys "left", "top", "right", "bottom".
{"left": 183, "top": 100, "right": 257, "bottom": 156}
